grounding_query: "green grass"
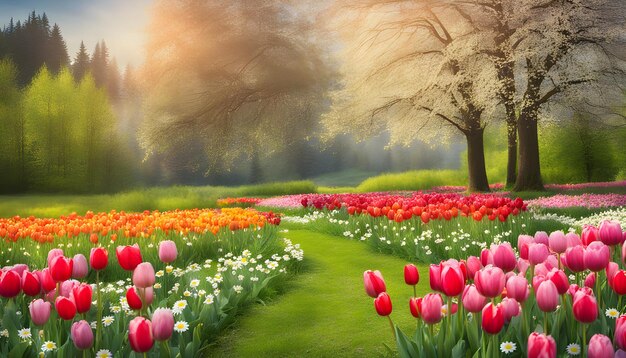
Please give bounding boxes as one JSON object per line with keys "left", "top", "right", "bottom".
{"left": 356, "top": 169, "right": 466, "bottom": 192}
{"left": 0, "top": 181, "right": 317, "bottom": 217}
{"left": 312, "top": 169, "right": 378, "bottom": 187}
{"left": 210, "top": 229, "right": 429, "bottom": 357}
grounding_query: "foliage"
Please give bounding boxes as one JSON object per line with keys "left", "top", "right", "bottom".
{"left": 356, "top": 170, "right": 466, "bottom": 192}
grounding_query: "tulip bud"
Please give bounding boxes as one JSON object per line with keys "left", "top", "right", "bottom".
{"left": 49, "top": 255, "right": 73, "bottom": 282}
{"left": 0, "top": 269, "right": 21, "bottom": 298}
{"left": 582, "top": 225, "right": 599, "bottom": 246}
{"left": 71, "top": 254, "right": 88, "bottom": 279}
{"left": 72, "top": 283, "right": 93, "bottom": 314}
{"left": 363, "top": 270, "right": 386, "bottom": 298}
{"left": 133, "top": 262, "right": 156, "bottom": 288}
{"left": 528, "top": 332, "right": 556, "bottom": 358}
{"left": 71, "top": 320, "right": 94, "bottom": 350}
{"left": 506, "top": 275, "right": 529, "bottom": 302}
{"left": 548, "top": 231, "right": 567, "bottom": 254}
{"left": 588, "top": 334, "right": 614, "bottom": 358}
{"left": 403, "top": 264, "right": 419, "bottom": 286}
{"left": 585, "top": 242, "right": 610, "bottom": 272}
{"left": 534, "top": 231, "right": 549, "bottom": 246}
{"left": 572, "top": 290, "right": 598, "bottom": 323}
{"left": 420, "top": 293, "right": 443, "bottom": 324}
{"left": 528, "top": 243, "right": 550, "bottom": 265}
{"left": 374, "top": 292, "right": 392, "bottom": 316}
{"left": 565, "top": 232, "right": 582, "bottom": 248}
{"left": 116, "top": 244, "right": 142, "bottom": 271}
{"left": 47, "top": 249, "right": 64, "bottom": 267}
{"left": 517, "top": 235, "right": 534, "bottom": 260}
{"left": 500, "top": 297, "right": 520, "bottom": 323}
{"left": 491, "top": 243, "right": 516, "bottom": 272}
{"left": 90, "top": 247, "right": 108, "bottom": 271}
{"left": 29, "top": 299, "right": 51, "bottom": 326}
{"left": 55, "top": 296, "right": 77, "bottom": 320}
{"left": 128, "top": 317, "right": 154, "bottom": 353}
{"left": 614, "top": 271, "right": 626, "bottom": 295}
{"left": 152, "top": 308, "right": 175, "bottom": 341}
{"left": 536, "top": 280, "right": 559, "bottom": 312}
{"left": 158, "top": 240, "right": 178, "bottom": 263}
{"left": 564, "top": 245, "right": 586, "bottom": 273}
{"left": 599, "top": 220, "right": 622, "bottom": 246}
{"left": 21, "top": 271, "right": 41, "bottom": 296}
{"left": 429, "top": 264, "right": 442, "bottom": 292}
{"left": 546, "top": 269, "right": 569, "bottom": 295}
{"left": 474, "top": 266, "right": 505, "bottom": 298}
{"left": 481, "top": 302, "right": 504, "bottom": 334}
{"left": 409, "top": 297, "right": 421, "bottom": 318}
{"left": 462, "top": 285, "right": 487, "bottom": 313}
{"left": 441, "top": 264, "right": 464, "bottom": 297}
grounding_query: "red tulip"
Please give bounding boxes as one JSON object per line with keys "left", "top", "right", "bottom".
{"left": 441, "top": 264, "right": 464, "bottom": 297}
{"left": 481, "top": 302, "right": 504, "bottom": 334}
{"left": 599, "top": 220, "right": 622, "bottom": 246}
{"left": 536, "top": 280, "right": 559, "bottom": 312}
{"left": 462, "top": 284, "right": 487, "bottom": 313}
{"left": 21, "top": 270, "right": 40, "bottom": 296}
{"left": 528, "top": 243, "right": 550, "bottom": 265}
{"left": 420, "top": 293, "right": 443, "bottom": 324}
{"left": 128, "top": 317, "right": 154, "bottom": 353}
{"left": 37, "top": 268, "right": 56, "bottom": 293}
{"left": 409, "top": 297, "right": 421, "bottom": 318}
{"left": 474, "top": 266, "right": 505, "bottom": 298}
{"left": 582, "top": 225, "right": 599, "bottom": 246}
{"left": 363, "top": 270, "right": 386, "bottom": 298}
{"left": 55, "top": 296, "right": 77, "bottom": 320}
{"left": 47, "top": 249, "right": 64, "bottom": 267}
{"left": 491, "top": 243, "right": 516, "bottom": 272}
{"left": 49, "top": 255, "right": 73, "bottom": 282}
{"left": 588, "top": 334, "right": 614, "bottom": 358}
{"left": 506, "top": 275, "right": 529, "bottom": 302}
{"left": 607, "top": 262, "right": 619, "bottom": 288}
{"left": 90, "top": 247, "right": 108, "bottom": 271}
{"left": 404, "top": 264, "right": 419, "bottom": 286}
{"left": 127, "top": 286, "right": 144, "bottom": 310}
{"left": 614, "top": 271, "right": 626, "bottom": 295}
{"left": 585, "top": 242, "right": 610, "bottom": 272}
{"left": 573, "top": 289, "right": 598, "bottom": 323}
{"left": 546, "top": 269, "right": 569, "bottom": 295}
{"left": 374, "top": 292, "right": 392, "bottom": 316}
{"left": 116, "top": 244, "right": 143, "bottom": 271}
{"left": 71, "top": 320, "right": 94, "bottom": 350}
{"left": 429, "top": 264, "right": 442, "bottom": 292}
{"left": 29, "top": 299, "right": 51, "bottom": 326}
{"left": 152, "top": 308, "right": 175, "bottom": 341}
{"left": 528, "top": 332, "right": 556, "bottom": 358}
{"left": 158, "top": 240, "right": 178, "bottom": 263}
{"left": 0, "top": 269, "right": 21, "bottom": 298}
{"left": 71, "top": 283, "right": 92, "bottom": 314}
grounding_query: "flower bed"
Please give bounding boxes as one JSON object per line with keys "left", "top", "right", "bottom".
{"left": 527, "top": 194, "right": 626, "bottom": 209}
{"left": 216, "top": 197, "right": 262, "bottom": 207}
{"left": 0, "top": 230, "right": 303, "bottom": 356}
{"left": 545, "top": 181, "right": 626, "bottom": 191}
{"left": 364, "top": 220, "right": 626, "bottom": 357}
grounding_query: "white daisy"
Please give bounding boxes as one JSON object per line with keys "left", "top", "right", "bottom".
{"left": 566, "top": 343, "right": 581, "bottom": 355}
{"left": 606, "top": 308, "right": 619, "bottom": 318}
{"left": 500, "top": 341, "right": 516, "bottom": 354}
{"left": 17, "top": 328, "right": 31, "bottom": 340}
{"left": 174, "top": 321, "right": 189, "bottom": 333}
{"left": 96, "top": 349, "right": 113, "bottom": 358}
{"left": 102, "top": 316, "right": 115, "bottom": 327}
{"left": 0, "top": 329, "right": 8, "bottom": 338}
{"left": 41, "top": 341, "right": 57, "bottom": 352}
{"left": 172, "top": 300, "right": 188, "bottom": 314}
{"left": 204, "top": 295, "right": 214, "bottom": 305}
{"left": 110, "top": 306, "right": 121, "bottom": 314}
{"left": 190, "top": 279, "right": 200, "bottom": 288}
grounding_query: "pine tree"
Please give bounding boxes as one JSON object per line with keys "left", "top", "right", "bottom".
{"left": 106, "top": 57, "right": 121, "bottom": 101}
{"left": 91, "top": 40, "right": 108, "bottom": 87}
{"left": 72, "top": 41, "right": 90, "bottom": 82}
{"left": 46, "top": 24, "right": 69, "bottom": 74}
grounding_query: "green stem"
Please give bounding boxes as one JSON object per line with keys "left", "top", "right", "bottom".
{"left": 619, "top": 295, "right": 623, "bottom": 313}
{"left": 388, "top": 315, "right": 396, "bottom": 339}
{"left": 582, "top": 324, "right": 587, "bottom": 358}
{"left": 544, "top": 311, "right": 549, "bottom": 335}
{"left": 413, "top": 285, "right": 417, "bottom": 298}
{"left": 96, "top": 270, "right": 103, "bottom": 350}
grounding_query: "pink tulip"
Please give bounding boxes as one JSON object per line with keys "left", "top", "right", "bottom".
{"left": 29, "top": 299, "right": 51, "bottom": 326}
{"left": 564, "top": 245, "right": 586, "bottom": 272}
{"left": 152, "top": 308, "right": 175, "bottom": 341}
{"left": 616, "top": 315, "right": 626, "bottom": 350}
{"left": 480, "top": 249, "right": 493, "bottom": 267}
{"left": 517, "top": 259, "right": 530, "bottom": 276}
{"left": 565, "top": 232, "right": 582, "bottom": 248}
{"left": 528, "top": 243, "right": 550, "bottom": 265}
{"left": 622, "top": 241, "right": 626, "bottom": 266}
{"left": 506, "top": 275, "right": 529, "bottom": 302}
{"left": 491, "top": 243, "right": 516, "bottom": 272}
{"left": 585, "top": 272, "right": 596, "bottom": 288}
{"left": 429, "top": 264, "right": 442, "bottom": 292}
{"left": 462, "top": 285, "right": 487, "bottom": 313}
{"left": 573, "top": 289, "right": 598, "bottom": 323}
{"left": 420, "top": 293, "right": 443, "bottom": 324}
{"left": 536, "top": 280, "right": 559, "bottom": 312}
{"left": 548, "top": 231, "right": 567, "bottom": 254}
{"left": 9, "top": 264, "right": 29, "bottom": 276}
{"left": 599, "top": 220, "right": 622, "bottom": 246}
{"left": 133, "top": 262, "right": 155, "bottom": 288}
{"left": 588, "top": 334, "right": 614, "bottom": 358}
{"left": 474, "top": 266, "right": 505, "bottom": 298}
{"left": 517, "top": 235, "right": 534, "bottom": 260}
{"left": 71, "top": 254, "right": 88, "bottom": 279}
{"left": 60, "top": 279, "right": 79, "bottom": 297}
{"left": 158, "top": 240, "right": 178, "bottom": 263}
{"left": 500, "top": 297, "right": 520, "bottom": 322}
{"left": 617, "top": 350, "right": 626, "bottom": 358}
{"left": 528, "top": 332, "right": 556, "bottom": 358}
{"left": 71, "top": 320, "right": 94, "bottom": 350}
{"left": 546, "top": 269, "right": 569, "bottom": 295}
{"left": 582, "top": 225, "right": 599, "bottom": 246}
{"left": 466, "top": 256, "right": 481, "bottom": 279}
{"left": 128, "top": 317, "right": 154, "bottom": 353}
{"left": 607, "top": 262, "right": 619, "bottom": 288}
{"left": 534, "top": 231, "right": 549, "bottom": 246}
{"left": 532, "top": 275, "right": 546, "bottom": 292}
{"left": 585, "top": 242, "right": 610, "bottom": 272}
{"left": 363, "top": 270, "right": 386, "bottom": 298}
{"left": 534, "top": 263, "right": 550, "bottom": 277}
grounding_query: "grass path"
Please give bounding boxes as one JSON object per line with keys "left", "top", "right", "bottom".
{"left": 211, "top": 229, "right": 431, "bottom": 357}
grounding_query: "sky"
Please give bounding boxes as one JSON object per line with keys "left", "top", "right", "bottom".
{"left": 0, "top": 0, "right": 154, "bottom": 68}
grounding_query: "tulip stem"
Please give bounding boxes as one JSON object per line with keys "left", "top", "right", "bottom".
{"left": 582, "top": 324, "right": 587, "bottom": 357}
{"left": 96, "top": 270, "right": 103, "bottom": 350}
{"left": 387, "top": 316, "right": 396, "bottom": 339}
{"left": 544, "top": 311, "right": 549, "bottom": 335}
{"left": 413, "top": 285, "right": 417, "bottom": 298}
{"left": 619, "top": 295, "right": 623, "bottom": 312}
{"left": 596, "top": 272, "right": 602, "bottom": 309}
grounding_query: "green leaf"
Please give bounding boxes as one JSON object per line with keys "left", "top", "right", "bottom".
{"left": 451, "top": 340, "right": 466, "bottom": 358}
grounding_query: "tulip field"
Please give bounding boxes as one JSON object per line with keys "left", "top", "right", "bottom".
{"left": 0, "top": 184, "right": 626, "bottom": 357}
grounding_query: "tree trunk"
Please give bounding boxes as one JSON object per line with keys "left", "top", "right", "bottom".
{"left": 514, "top": 113, "right": 544, "bottom": 191}
{"left": 466, "top": 128, "right": 490, "bottom": 192}
{"left": 506, "top": 119, "right": 517, "bottom": 188}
